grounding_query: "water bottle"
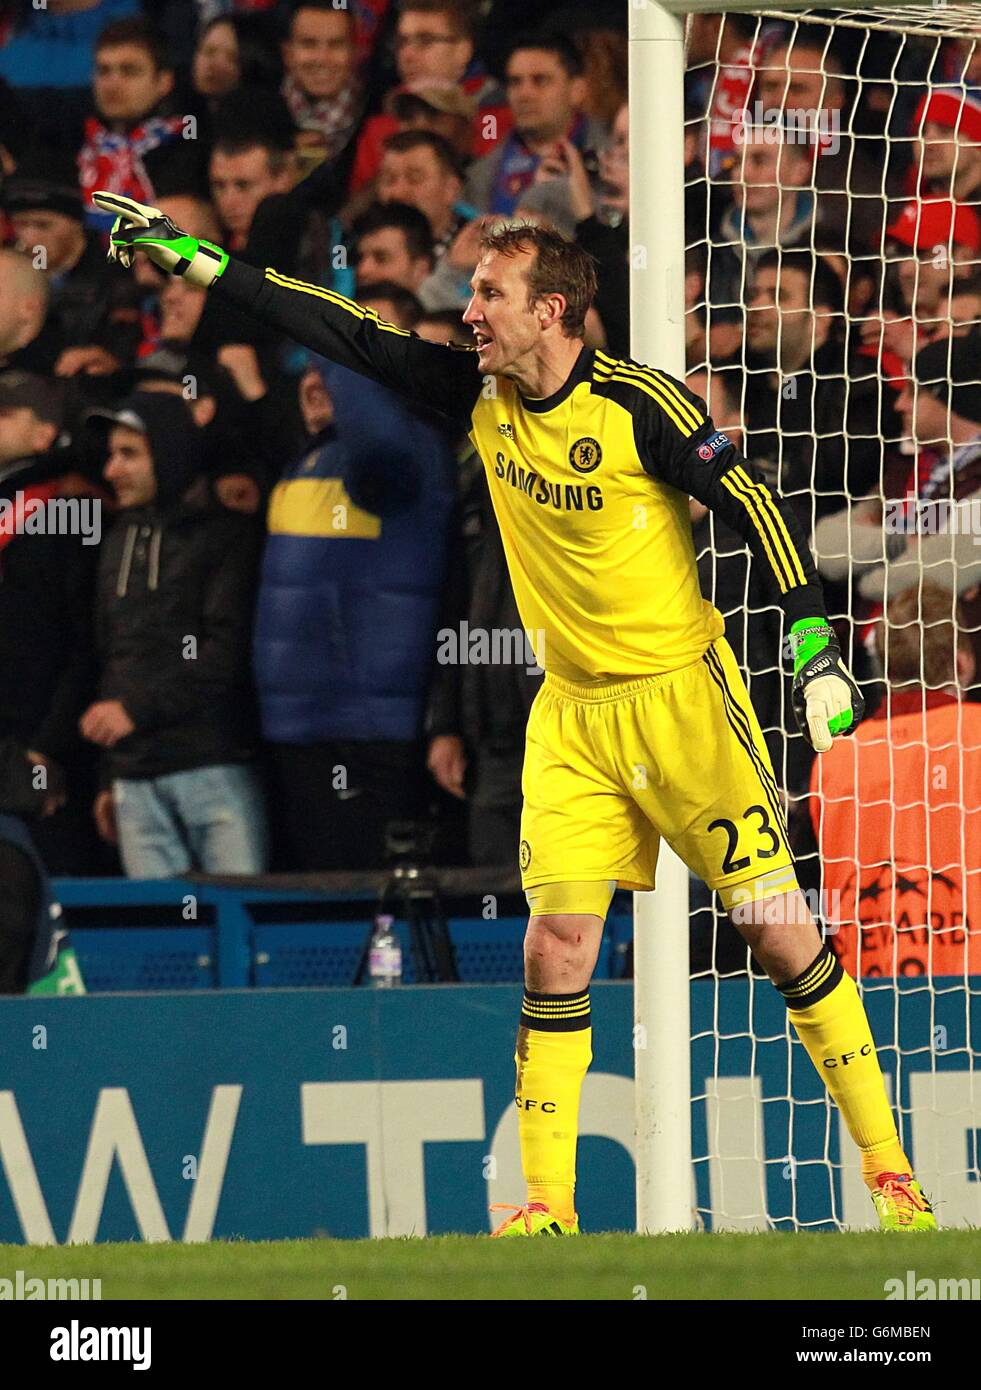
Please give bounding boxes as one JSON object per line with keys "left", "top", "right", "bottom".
{"left": 368, "top": 913, "right": 402, "bottom": 987}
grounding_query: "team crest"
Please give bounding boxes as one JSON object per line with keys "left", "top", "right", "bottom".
{"left": 519, "top": 839, "right": 532, "bottom": 871}
{"left": 569, "top": 437, "right": 602, "bottom": 473}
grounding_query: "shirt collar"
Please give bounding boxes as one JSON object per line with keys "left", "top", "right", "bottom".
{"left": 874, "top": 689, "right": 960, "bottom": 719}
{"left": 519, "top": 346, "right": 594, "bottom": 414}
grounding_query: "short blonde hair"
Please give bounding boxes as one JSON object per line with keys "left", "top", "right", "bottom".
{"left": 875, "top": 581, "right": 970, "bottom": 689}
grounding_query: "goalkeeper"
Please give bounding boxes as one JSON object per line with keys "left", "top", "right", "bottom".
{"left": 95, "top": 192, "right": 936, "bottom": 1236}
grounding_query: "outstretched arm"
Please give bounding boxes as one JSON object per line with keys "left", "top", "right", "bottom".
{"left": 632, "top": 368, "right": 865, "bottom": 752}
{"left": 93, "top": 192, "right": 484, "bottom": 427}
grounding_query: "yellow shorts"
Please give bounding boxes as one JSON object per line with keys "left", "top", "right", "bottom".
{"left": 519, "top": 637, "right": 797, "bottom": 907}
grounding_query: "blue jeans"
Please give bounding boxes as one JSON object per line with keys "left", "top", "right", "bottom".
{"left": 113, "top": 763, "right": 268, "bottom": 877}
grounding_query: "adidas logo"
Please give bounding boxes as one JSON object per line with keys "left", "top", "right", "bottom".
{"left": 498, "top": 422, "right": 515, "bottom": 439}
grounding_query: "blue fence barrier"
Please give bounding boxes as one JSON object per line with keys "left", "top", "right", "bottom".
{"left": 53, "top": 878, "right": 637, "bottom": 990}
{"left": 1, "top": 980, "right": 978, "bottom": 1242}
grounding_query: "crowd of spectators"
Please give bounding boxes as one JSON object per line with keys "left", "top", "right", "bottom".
{"left": 0, "top": 2, "right": 979, "bottom": 987}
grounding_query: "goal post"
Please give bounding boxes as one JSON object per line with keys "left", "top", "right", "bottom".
{"left": 629, "top": 0, "right": 981, "bottom": 1233}
{"left": 628, "top": 0, "right": 693, "bottom": 1236}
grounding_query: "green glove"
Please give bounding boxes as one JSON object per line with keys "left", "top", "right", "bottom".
{"left": 93, "top": 191, "right": 228, "bottom": 289}
{"left": 790, "top": 619, "right": 865, "bottom": 753}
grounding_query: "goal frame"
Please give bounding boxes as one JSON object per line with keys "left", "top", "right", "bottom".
{"left": 627, "top": 0, "right": 975, "bottom": 1234}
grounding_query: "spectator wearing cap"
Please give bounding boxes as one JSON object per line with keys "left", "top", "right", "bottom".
{"left": 3, "top": 149, "right": 141, "bottom": 377}
{"left": 912, "top": 86, "right": 981, "bottom": 210}
{"left": 812, "top": 582, "right": 981, "bottom": 978}
{"left": 77, "top": 20, "right": 206, "bottom": 232}
{"left": 387, "top": 81, "right": 477, "bottom": 166}
{"left": 0, "top": 369, "right": 100, "bottom": 991}
{"left": 465, "top": 34, "right": 604, "bottom": 218}
{"left": 815, "top": 327, "right": 981, "bottom": 671}
{"left": 281, "top": 0, "right": 364, "bottom": 173}
{"left": 81, "top": 391, "right": 266, "bottom": 877}
{"left": 349, "top": 0, "right": 510, "bottom": 195}
{"left": 862, "top": 197, "right": 981, "bottom": 368}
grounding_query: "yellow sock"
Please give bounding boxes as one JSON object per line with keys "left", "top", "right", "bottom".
{"left": 515, "top": 989, "right": 591, "bottom": 1224}
{"left": 779, "top": 944, "right": 912, "bottom": 1191}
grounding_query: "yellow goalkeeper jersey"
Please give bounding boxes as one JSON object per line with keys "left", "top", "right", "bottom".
{"left": 214, "top": 262, "right": 823, "bottom": 684}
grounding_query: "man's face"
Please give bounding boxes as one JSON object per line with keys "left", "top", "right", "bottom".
{"left": 747, "top": 265, "right": 815, "bottom": 363}
{"left": 735, "top": 133, "right": 810, "bottom": 213}
{"left": 506, "top": 49, "right": 578, "bottom": 142}
{"left": 159, "top": 276, "right": 207, "bottom": 343}
{"left": 756, "top": 46, "right": 845, "bottom": 116}
{"left": 357, "top": 227, "right": 430, "bottom": 290}
{"left": 378, "top": 147, "right": 457, "bottom": 229}
{"left": 395, "top": 8, "right": 471, "bottom": 84}
{"left": 892, "top": 243, "right": 955, "bottom": 318}
{"left": 0, "top": 264, "right": 44, "bottom": 357}
{"left": 895, "top": 381, "right": 953, "bottom": 446}
{"left": 0, "top": 405, "right": 53, "bottom": 466}
{"left": 918, "top": 120, "right": 958, "bottom": 184}
{"left": 94, "top": 43, "right": 173, "bottom": 124}
{"left": 598, "top": 102, "right": 629, "bottom": 201}
{"left": 463, "top": 247, "right": 551, "bottom": 375}
{"left": 210, "top": 146, "right": 290, "bottom": 243}
{"left": 10, "top": 210, "right": 82, "bottom": 273}
{"left": 104, "top": 424, "right": 156, "bottom": 509}
{"left": 284, "top": 8, "right": 355, "bottom": 100}
{"left": 193, "top": 20, "right": 240, "bottom": 98}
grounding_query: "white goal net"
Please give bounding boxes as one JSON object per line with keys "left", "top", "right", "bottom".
{"left": 683, "top": 4, "right": 981, "bottom": 1230}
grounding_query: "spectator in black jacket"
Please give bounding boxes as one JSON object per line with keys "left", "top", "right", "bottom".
{"left": 81, "top": 391, "right": 266, "bottom": 877}
{"left": 0, "top": 371, "right": 97, "bottom": 989}
{"left": 427, "top": 447, "right": 544, "bottom": 866}
{"left": 742, "top": 248, "right": 883, "bottom": 529}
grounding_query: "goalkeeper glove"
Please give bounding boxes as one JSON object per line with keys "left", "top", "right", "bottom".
{"left": 93, "top": 191, "right": 228, "bottom": 289}
{"left": 790, "top": 619, "right": 865, "bottom": 754}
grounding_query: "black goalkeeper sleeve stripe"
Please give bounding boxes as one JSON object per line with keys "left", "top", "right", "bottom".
{"left": 704, "top": 451, "right": 827, "bottom": 626}
{"left": 621, "top": 363, "right": 827, "bottom": 626}
{"left": 213, "top": 258, "right": 484, "bottom": 426}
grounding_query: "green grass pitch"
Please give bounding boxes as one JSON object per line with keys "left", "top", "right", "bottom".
{"left": 2, "top": 1231, "right": 978, "bottom": 1300}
